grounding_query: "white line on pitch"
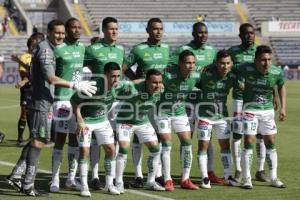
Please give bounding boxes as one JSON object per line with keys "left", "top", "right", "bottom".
{"left": 0, "top": 104, "right": 19, "bottom": 110}
{"left": 0, "top": 160, "right": 175, "bottom": 200}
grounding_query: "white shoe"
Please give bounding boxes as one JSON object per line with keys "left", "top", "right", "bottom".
{"left": 104, "top": 185, "right": 120, "bottom": 195}
{"left": 241, "top": 177, "right": 253, "bottom": 189}
{"left": 49, "top": 182, "right": 59, "bottom": 193}
{"left": 271, "top": 178, "right": 286, "bottom": 188}
{"left": 145, "top": 182, "right": 165, "bottom": 191}
{"left": 65, "top": 179, "right": 81, "bottom": 191}
{"left": 80, "top": 187, "right": 91, "bottom": 197}
{"left": 200, "top": 177, "right": 211, "bottom": 189}
{"left": 116, "top": 182, "right": 125, "bottom": 194}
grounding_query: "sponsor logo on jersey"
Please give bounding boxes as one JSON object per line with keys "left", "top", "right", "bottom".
{"left": 243, "top": 55, "right": 254, "bottom": 62}
{"left": 108, "top": 53, "right": 117, "bottom": 59}
{"left": 72, "top": 51, "right": 81, "bottom": 58}
{"left": 179, "top": 83, "right": 188, "bottom": 91}
{"left": 257, "top": 79, "right": 267, "bottom": 85}
{"left": 153, "top": 53, "right": 163, "bottom": 59}
{"left": 196, "top": 55, "right": 205, "bottom": 61}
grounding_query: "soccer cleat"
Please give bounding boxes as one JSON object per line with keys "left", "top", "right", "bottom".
{"left": 22, "top": 186, "right": 49, "bottom": 197}
{"left": 80, "top": 187, "right": 91, "bottom": 197}
{"left": 103, "top": 185, "right": 120, "bottom": 195}
{"left": 241, "top": 177, "right": 253, "bottom": 189}
{"left": 225, "top": 176, "right": 240, "bottom": 187}
{"left": 164, "top": 180, "right": 174, "bottom": 191}
{"left": 65, "top": 179, "right": 81, "bottom": 191}
{"left": 89, "top": 178, "right": 101, "bottom": 190}
{"left": 49, "top": 182, "right": 60, "bottom": 193}
{"left": 155, "top": 176, "right": 165, "bottom": 187}
{"left": 200, "top": 177, "right": 211, "bottom": 189}
{"left": 255, "top": 170, "right": 270, "bottom": 182}
{"left": 208, "top": 171, "right": 225, "bottom": 185}
{"left": 130, "top": 177, "right": 144, "bottom": 188}
{"left": 116, "top": 182, "right": 125, "bottom": 194}
{"left": 6, "top": 175, "right": 22, "bottom": 192}
{"left": 180, "top": 178, "right": 199, "bottom": 190}
{"left": 145, "top": 182, "right": 165, "bottom": 191}
{"left": 270, "top": 178, "right": 286, "bottom": 188}
{"left": 234, "top": 170, "right": 242, "bottom": 183}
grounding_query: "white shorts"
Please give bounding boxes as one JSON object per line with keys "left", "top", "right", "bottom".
{"left": 79, "top": 120, "right": 114, "bottom": 147}
{"left": 243, "top": 110, "right": 277, "bottom": 136}
{"left": 186, "top": 105, "right": 196, "bottom": 130}
{"left": 117, "top": 122, "right": 157, "bottom": 143}
{"left": 196, "top": 118, "right": 231, "bottom": 141}
{"left": 157, "top": 115, "right": 191, "bottom": 134}
{"left": 53, "top": 101, "right": 77, "bottom": 134}
{"left": 108, "top": 101, "right": 123, "bottom": 131}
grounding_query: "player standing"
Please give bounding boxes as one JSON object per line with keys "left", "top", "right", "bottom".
{"left": 239, "top": 45, "right": 286, "bottom": 189}
{"left": 122, "top": 17, "right": 169, "bottom": 188}
{"left": 50, "top": 18, "right": 85, "bottom": 193}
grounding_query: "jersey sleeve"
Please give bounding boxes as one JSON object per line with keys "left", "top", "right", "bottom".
{"left": 124, "top": 47, "right": 137, "bottom": 67}
{"left": 169, "top": 47, "right": 181, "bottom": 65}
{"left": 276, "top": 68, "right": 285, "bottom": 86}
{"left": 18, "top": 54, "right": 30, "bottom": 73}
{"left": 84, "top": 45, "right": 95, "bottom": 67}
{"left": 38, "top": 47, "right": 55, "bottom": 80}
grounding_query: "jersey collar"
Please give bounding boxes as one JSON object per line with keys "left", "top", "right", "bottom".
{"left": 189, "top": 40, "right": 206, "bottom": 50}
{"left": 100, "top": 39, "right": 116, "bottom": 47}
{"left": 146, "top": 39, "right": 161, "bottom": 47}
{"left": 239, "top": 43, "right": 256, "bottom": 53}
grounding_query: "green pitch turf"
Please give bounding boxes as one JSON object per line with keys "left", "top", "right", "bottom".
{"left": 0, "top": 81, "right": 299, "bottom": 200}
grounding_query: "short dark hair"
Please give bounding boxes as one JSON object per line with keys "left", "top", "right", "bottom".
{"left": 147, "top": 18, "right": 162, "bottom": 28}
{"left": 239, "top": 23, "right": 254, "bottom": 34}
{"left": 102, "top": 17, "right": 118, "bottom": 30}
{"left": 47, "top": 19, "right": 64, "bottom": 32}
{"left": 30, "top": 32, "right": 44, "bottom": 41}
{"left": 65, "top": 17, "right": 79, "bottom": 29}
{"left": 146, "top": 69, "right": 162, "bottom": 80}
{"left": 179, "top": 50, "right": 195, "bottom": 63}
{"left": 27, "top": 32, "right": 44, "bottom": 48}
{"left": 216, "top": 49, "right": 231, "bottom": 61}
{"left": 192, "top": 22, "right": 207, "bottom": 32}
{"left": 104, "top": 62, "right": 120, "bottom": 74}
{"left": 255, "top": 45, "right": 272, "bottom": 59}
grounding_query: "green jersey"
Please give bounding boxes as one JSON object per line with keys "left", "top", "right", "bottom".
{"left": 158, "top": 66, "right": 200, "bottom": 117}
{"left": 85, "top": 39, "right": 125, "bottom": 74}
{"left": 197, "top": 68, "right": 236, "bottom": 120}
{"left": 170, "top": 42, "right": 217, "bottom": 104}
{"left": 170, "top": 42, "right": 217, "bottom": 70}
{"left": 54, "top": 40, "right": 85, "bottom": 101}
{"left": 238, "top": 63, "right": 285, "bottom": 110}
{"left": 125, "top": 41, "right": 170, "bottom": 78}
{"left": 71, "top": 80, "right": 134, "bottom": 124}
{"left": 228, "top": 44, "right": 257, "bottom": 100}
{"left": 117, "top": 82, "right": 162, "bottom": 125}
